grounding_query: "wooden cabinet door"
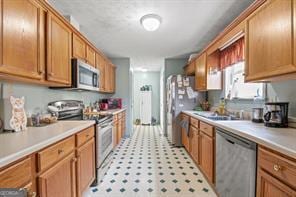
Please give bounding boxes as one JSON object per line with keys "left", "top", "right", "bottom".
{"left": 190, "top": 126, "right": 199, "bottom": 164}
{"left": 96, "top": 53, "right": 106, "bottom": 91}
{"left": 72, "top": 33, "right": 86, "bottom": 60}
{"left": 257, "top": 169, "right": 296, "bottom": 197}
{"left": 113, "top": 120, "right": 118, "bottom": 147}
{"left": 104, "top": 63, "right": 111, "bottom": 92}
{"left": 76, "top": 138, "right": 95, "bottom": 197}
{"left": 110, "top": 66, "right": 116, "bottom": 92}
{"left": 195, "top": 53, "right": 207, "bottom": 91}
{"left": 117, "top": 119, "right": 122, "bottom": 144}
{"left": 86, "top": 46, "right": 96, "bottom": 67}
{"left": 121, "top": 115, "right": 125, "bottom": 137}
{"left": 182, "top": 128, "right": 190, "bottom": 152}
{"left": 200, "top": 131, "right": 214, "bottom": 183}
{"left": 47, "top": 12, "right": 72, "bottom": 85}
{"left": 39, "top": 153, "right": 76, "bottom": 197}
{"left": 245, "top": 0, "right": 296, "bottom": 81}
{"left": 0, "top": 0, "right": 45, "bottom": 80}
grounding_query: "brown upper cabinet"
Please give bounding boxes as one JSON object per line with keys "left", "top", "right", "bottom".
{"left": 185, "top": 0, "right": 296, "bottom": 83}
{"left": 72, "top": 33, "right": 86, "bottom": 60}
{"left": 96, "top": 53, "right": 106, "bottom": 92}
{"left": 104, "top": 62, "right": 111, "bottom": 93}
{"left": 245, "top": 0, "right": 296, "bottom": 82}
{"left": 0, "top": 0, "right": 45, "bottom": 81}
{"left": 86, "top": 45, "right": 96, "bottom": 67}
{"left": 195, "top": 53, "right": 207, "bottom": 91}
{"left": 110, "top": 65, "right": 116, "bottom": 93}
{"left": 46, "top": 12, "right": 72, "bottom": 85}
{"left": 0, "top": 0, "right": 115, "bottom": 91}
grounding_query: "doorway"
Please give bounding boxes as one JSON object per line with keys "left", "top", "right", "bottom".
{"left": 132, "top": 71, "right": 160, "bottom": 126}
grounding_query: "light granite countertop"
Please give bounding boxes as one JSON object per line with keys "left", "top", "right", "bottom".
{"left": 182, "top": 110, "right": 296, "bottom": 159}
{"left": 99, "top": 108, "right": 126, "bottom": 115}
{"left": 0, "top": 120, "right": 95, "bottom": 168}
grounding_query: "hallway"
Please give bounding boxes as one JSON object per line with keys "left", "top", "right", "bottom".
{"left": 88, "top": 125, "right": 216, "bottom": 197}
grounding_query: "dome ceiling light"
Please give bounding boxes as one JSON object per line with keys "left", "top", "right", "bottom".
{"left": 140, "top": 14, "right": 162, "bottom": 31}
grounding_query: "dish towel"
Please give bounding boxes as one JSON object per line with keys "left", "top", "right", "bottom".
{"left": 179, "top": 117, "right": 190, "bottom": 137}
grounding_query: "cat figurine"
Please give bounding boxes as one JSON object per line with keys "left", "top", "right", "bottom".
{"left": 9, "top": 96, "right": 27, "bottom": 132}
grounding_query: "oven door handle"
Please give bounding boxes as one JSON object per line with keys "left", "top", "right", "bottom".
{"left": 98, "top": 122, "right": 113, "bottom": 129}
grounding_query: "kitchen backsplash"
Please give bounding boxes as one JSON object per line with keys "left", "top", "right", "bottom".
{"left": 0, "top": 81, "right": 112, "bottom": 114}
{"left": 208, "top": 80, "right": 296, "bottom": 117}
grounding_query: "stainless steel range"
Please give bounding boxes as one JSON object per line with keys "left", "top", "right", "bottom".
{"left": 48, "top": 100, "right": 114, "bottom": 185}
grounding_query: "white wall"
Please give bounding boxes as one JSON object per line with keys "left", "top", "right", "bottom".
{"left": 110, "top": 58, "right": 133, "bottom": 137}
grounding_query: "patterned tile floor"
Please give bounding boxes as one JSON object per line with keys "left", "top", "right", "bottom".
{"left": 84, "top": 125, "right": 217, "bottom": 197}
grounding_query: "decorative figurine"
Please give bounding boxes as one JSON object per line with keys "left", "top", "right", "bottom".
{"left": 9, "top": 96, "right": 27, "bottom": 132}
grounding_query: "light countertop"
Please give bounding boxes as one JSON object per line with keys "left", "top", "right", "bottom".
{"left": 182, "top": 110, "right": 296, "bottom": 159}
{"left": 99, "top": 108, "right": 126, "bottom": 115}
{"left": 0, "top": 120, "right": 95, "bottom": 168}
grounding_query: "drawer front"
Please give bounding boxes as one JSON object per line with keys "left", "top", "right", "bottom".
{"left": 200, "top": 121, "right": 214, "bottom": 137}
{"left": 76, "top": 126, "right": 95, "bottom": 147}
{"left": 190, "top": 117, "right": 199, "bottom": 128}
{"left": 0, "top": 157, "right": 32, "bottom": 188}
{"left": 38, "top": 136, "right": 75, "bottom": 172}
{"left": 258, "top": 147, "right": 296, "bottom": 189}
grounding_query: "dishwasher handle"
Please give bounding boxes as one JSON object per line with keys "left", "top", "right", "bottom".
{"left": 216, "top": 128, "right": 256, "bottom": 150}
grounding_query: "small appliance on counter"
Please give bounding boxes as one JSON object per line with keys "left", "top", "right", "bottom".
{"left": 99, "top": 103, "right": 109, "bottom": 111}
{"left": 252, "top": 108, "right": 263, "bottom": 123}
{"left": 100, "top": 98, "right": 122, "bottom": 110}
{"left": 263, "top": 102, "right": 289, "bottom": 128}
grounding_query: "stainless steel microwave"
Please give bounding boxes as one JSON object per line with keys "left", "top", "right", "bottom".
{"left": 71, "top": 59, "right": 100, "bottom": 91}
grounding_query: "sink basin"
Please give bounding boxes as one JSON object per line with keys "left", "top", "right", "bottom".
{"left": 193, "top": 112, "right": 239, "bottom": 121}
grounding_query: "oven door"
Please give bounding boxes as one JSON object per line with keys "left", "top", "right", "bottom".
{"left": 76, "top": 59, "right": 100, "bottom": 91}
{"left": 96, "top": 121, "right": 113, "bottom": 168}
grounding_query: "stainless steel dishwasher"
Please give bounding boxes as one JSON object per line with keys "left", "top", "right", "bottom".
{"left": 216, "top": 128, "right": 257, "bottom": 197}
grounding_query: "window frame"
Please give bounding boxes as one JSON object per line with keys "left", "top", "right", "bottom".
{"left": 222, "top": 62, "right": 267, "bottom": 101}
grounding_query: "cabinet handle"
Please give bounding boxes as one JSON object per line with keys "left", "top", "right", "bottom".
{"left": 58, "top": 149, "right": 64, "bottom": 154}
{"left": 38, "top": 70, "right": 45, "bottom": 75}
{"left": 273, "top": 164, "right": 281, "bottom": 171}
{"left": 48, "top": 72, "right": 54, "bottom": 76}
{"left": 86, "top": 134, "right": 89, "bottom": 138}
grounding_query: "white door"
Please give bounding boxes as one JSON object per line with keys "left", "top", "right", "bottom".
{"left": 140, "top": 91, "right": 152, "bottom": 124}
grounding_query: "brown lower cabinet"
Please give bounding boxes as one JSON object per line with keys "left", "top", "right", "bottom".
{"left": 0, "top": 126, "right": 96, "bottom": 197}
{"left": 39, "top": 153, "right": 76, "bottom": 197}
{"left": 182, "top": 114, "right": 215, "bottom": 184}
{"left": 199, "top": 131, "right": 215, "bottom": 183}
{"left": 114, "top": 110, "right": 127, "bottom": 147}
{"left": 190, "top": 125, "right": 199, "bottom": 164}
{"left": 76, "top": 138, "right": 95, "bottom": 196}
{"left": 257, "top": 146, "right": 296, "bottom": 197}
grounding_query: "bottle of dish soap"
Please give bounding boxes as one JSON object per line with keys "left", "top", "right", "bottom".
{"left": 218, "top": 98, "right": 226, "bottom": 115}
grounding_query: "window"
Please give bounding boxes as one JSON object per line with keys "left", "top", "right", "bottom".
{"left": 224, "top": 61, "right": 265, "bottom": 100}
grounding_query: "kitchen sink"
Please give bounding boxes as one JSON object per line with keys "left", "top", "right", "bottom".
{"left": 193, "top": 112, "right": 240, "bottom": 121}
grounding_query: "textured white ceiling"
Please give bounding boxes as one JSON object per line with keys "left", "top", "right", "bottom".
{"left": 48, "top": 0, "right": 254, "bottom": 71}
